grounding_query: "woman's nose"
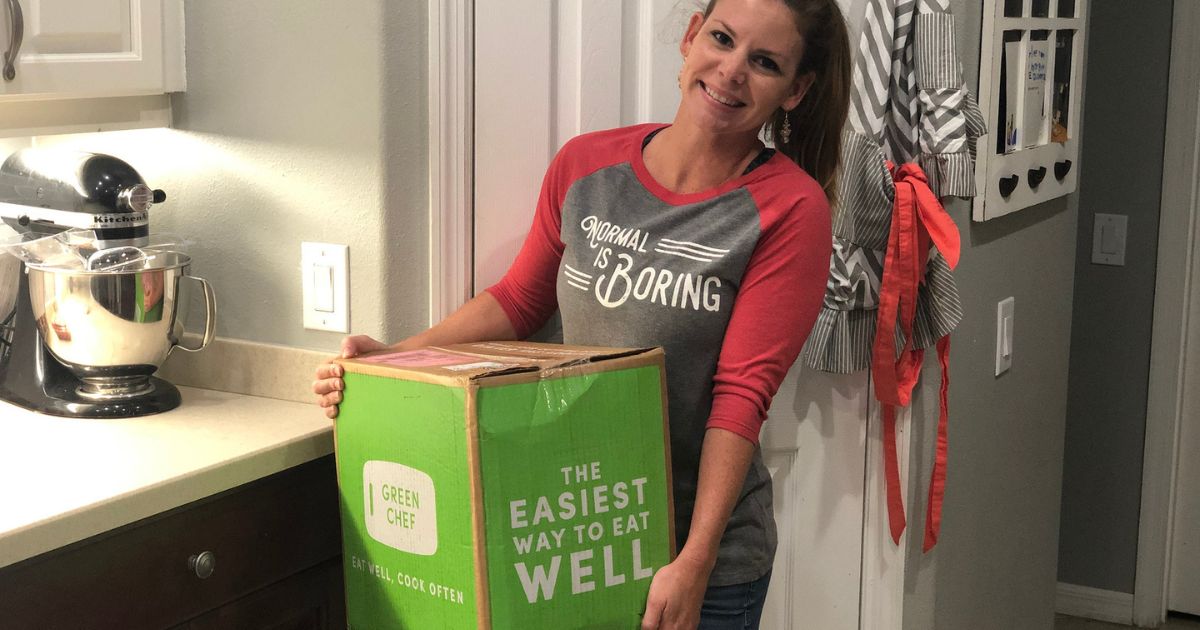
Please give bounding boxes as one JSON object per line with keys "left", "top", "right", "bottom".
{"left": 719, "top": 55, "right": 747, "bottom": 84}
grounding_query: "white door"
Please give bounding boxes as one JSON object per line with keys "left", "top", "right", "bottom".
{"left": 0, "top": 0, "right": 165, "bottom": 98}
{"left": 761, "top": 368, "right": 868, "bottom": 628}
{"left": 1166, "top": 0, "right": 1200, "bottom": 616}
{"left": 473, "top": 2, "right": 873, "bottom": 627}
{"left": 1171, "top": 383, "right": 1200, "bottom": 616}
{"left": 1168, "top": 195, "right": 1200, "bottom": 616}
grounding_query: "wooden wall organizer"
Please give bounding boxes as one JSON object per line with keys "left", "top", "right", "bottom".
{"left": 974, "top": 0, "right": 1090, "bottom": 221}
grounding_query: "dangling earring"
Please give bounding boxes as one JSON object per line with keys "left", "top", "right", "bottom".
{"left": 781, "top": 110, "right": 793, "bottom": 144}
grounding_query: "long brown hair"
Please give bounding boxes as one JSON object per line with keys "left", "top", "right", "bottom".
{"left": 703, "top": 0, "right": 851, "bottom": 203}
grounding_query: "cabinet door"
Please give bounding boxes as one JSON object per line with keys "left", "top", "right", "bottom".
{"left": 176, "top": 558, "right": 347, "bottom": 630}
{"left": 0, "top": 0, "right": 164, "bottom": 98}
{"left": 0, "top": 457, "right": 343, "bottom": 629}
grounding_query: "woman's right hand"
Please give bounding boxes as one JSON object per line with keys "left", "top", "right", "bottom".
{"left": 313, "top": 335, "right": 390, "bottom": 419}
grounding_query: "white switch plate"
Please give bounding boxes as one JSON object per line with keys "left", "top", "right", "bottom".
{"left": 996, "top": 297, "right": 1014, "bottom": 376}
{"left": 302, "top": 242, "right": 349, "bottom": 333}
{"left": 1092, "top": 213, "right": 1127, "bottom": 266}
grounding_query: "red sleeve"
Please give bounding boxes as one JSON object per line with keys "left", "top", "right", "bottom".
{"left": 706, "top": 178, "right": 832, "bottom": 444}
{"left": 484, "top": 127, "right": 645, "bottom": 338}
{"left": 483, "top": 150, "right": 570, "bottom": 339}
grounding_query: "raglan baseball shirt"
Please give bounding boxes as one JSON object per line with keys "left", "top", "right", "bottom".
{"left": 487, "top": 123, "right": 831, "bottom": 585}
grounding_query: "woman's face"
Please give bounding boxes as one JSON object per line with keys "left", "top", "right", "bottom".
{"left": 679, "top": 0, "right": 814, "bottom": 138}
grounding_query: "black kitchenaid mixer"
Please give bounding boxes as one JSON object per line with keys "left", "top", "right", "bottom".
{"left": 0, "top": 149, "right": 211, "bottom": 418}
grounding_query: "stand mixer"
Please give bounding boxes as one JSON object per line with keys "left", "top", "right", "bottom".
{"left": 0, "top": 149, "right": 215, "bottom": 418}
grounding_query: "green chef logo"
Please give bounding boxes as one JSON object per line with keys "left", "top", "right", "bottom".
{"left": 363, "top": 460, "right": 437, "bottom": 555}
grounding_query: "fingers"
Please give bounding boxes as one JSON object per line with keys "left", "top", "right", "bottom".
{"left": 315, "top": 362, "right": 344, "bottom": 381}
{"left": 641, "top": 595, "right": 665, "bottom": 630}
{"left": 313, "top": 361, "right": 345, "bottom": 419}
{"left": 312, "top": 375, "right": 344, "bottom": 396}
{"left": 314, "top": 387, "right": 342, "bottom": 405}
{"left": 315, "top": 343, "right": 358, "bottom": 420}
{"left": 341, "top": 335, "right": 375, "bottom": 358}
{"left": 313, "top": 364, "right": 344, "bottom": 395}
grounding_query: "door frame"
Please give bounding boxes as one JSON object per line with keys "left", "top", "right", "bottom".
{"left": 1135, "top": 2, "right": 1200, "bottom": 626}
{"left": 427, "top": 0, "right": 475, "bottom": 324}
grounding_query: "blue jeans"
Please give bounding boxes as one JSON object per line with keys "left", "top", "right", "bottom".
{"left": 698, "top": 571, "right": 772, "bottom": 630}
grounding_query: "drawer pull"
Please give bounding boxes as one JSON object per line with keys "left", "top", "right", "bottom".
{"left": 3, "top": 0, "right": 23, "bottom": 81}
{"left": 188, "top": 551, "right": 216, "bottom": 579}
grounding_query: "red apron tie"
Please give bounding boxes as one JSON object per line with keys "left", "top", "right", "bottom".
{"left": 871, "top": 163, "right": 960, "bottom": 552}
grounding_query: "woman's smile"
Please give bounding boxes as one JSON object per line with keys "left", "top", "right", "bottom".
{"left": 699, "top": 81, "right": 746, "bottom": 108}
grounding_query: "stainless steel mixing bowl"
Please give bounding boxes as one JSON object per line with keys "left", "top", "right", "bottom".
{"left": 25, "top": 251, "right": 215, "bottom": 400}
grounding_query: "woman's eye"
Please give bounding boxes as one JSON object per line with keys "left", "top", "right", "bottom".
{"left": 710, "top": 30, "right": 732, "bottom": 46}
{"left": 754, "top": 56, "right": 781, "bottom": 72}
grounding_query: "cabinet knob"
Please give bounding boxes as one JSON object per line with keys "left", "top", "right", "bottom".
{"left": 188, "top": 551, "right": 216, "bottom": 579}
{"left": 1054, "top": 160, "right": 1073, "bottom": 180}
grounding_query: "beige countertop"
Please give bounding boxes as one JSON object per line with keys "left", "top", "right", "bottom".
{"left": 0, "top": 387, "right": 333, "bottom": 570}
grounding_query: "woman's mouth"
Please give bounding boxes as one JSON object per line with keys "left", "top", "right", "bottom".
{"left": 699, "top": 81, "right": 745, "bottom": 108}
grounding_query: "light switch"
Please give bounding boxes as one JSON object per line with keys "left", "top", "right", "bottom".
{"left": 996, "top": 297, "right": 1015, "bottom": 376}
{"left": 313, "top": 264, "right": 335, "bottom": 313}
{"left": 1092, "top": 213, "right": 1127, "bottom": 266}
{"left": 1002, "top": 315, "right": 1013, "bottom": 358}
{"left": 1100, "top": 224, "right": 1119, "bottom": 255}
{"left": 302, "top": 242, "right": 349, "bottom": 332}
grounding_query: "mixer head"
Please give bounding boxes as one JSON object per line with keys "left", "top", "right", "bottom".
{"left": 0, "top": 149, "right": 166, "bottom": 248}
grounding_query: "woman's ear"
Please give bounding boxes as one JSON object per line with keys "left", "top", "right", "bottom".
{"left": 783, "top": 72, "right": 817, "bottom": 111}
{"left": 680, "top": 11, "right": 705, "bottom": 57}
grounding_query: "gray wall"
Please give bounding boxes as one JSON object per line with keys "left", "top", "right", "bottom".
{"left": 36, "top": 0, "right": 430, "bottom": 349}
{"left": 1058, "top": 0, "right": 1174, "bottom": 594}
{"left": 903, "top": 1, "right": 1078, "bottom": 628}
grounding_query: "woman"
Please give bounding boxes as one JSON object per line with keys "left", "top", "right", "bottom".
{"left": 314, "top": 0, "right": 849, "bottom": 627}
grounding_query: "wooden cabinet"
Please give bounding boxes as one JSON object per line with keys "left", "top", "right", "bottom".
{"left": 0, "top": 456, "right": 346, "bottom": 630}
{"left": 0, "top": 0, "right": 184, "bottom": 100}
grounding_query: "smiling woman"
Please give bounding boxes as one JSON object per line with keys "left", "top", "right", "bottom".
{"left": 315, "top": 1, "right": 849, "bottom": 628}
{"left": 661, "top": 0, "right": 850, "bottom": 201}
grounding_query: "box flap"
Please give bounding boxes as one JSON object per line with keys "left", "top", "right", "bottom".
{"left": 337, "top": 341, "right": 660, "bottom": 382}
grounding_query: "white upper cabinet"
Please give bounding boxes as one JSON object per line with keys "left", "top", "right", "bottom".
{"left": 0, "top": 0, "right": 184, "bottom": 100}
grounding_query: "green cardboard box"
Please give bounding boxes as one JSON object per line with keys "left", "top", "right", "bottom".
{"left": 334, "top": 341, "right": 675, "bottom": 629}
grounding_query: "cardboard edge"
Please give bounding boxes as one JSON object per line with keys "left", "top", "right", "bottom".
{"left": 464, "top": 383, "right": 493, "bottom": 630}
{"left": 654, "top": 351, "right": 677, "bottom": 558}
{"left": 338, "top": 344, "right": 662, "bottom": 383}
{"left": 331, "top": 414, "right": 352, "bottom": 616}
{"left": 335, "top": 358, "right": 471, "bottom": 388}
{"left": 474, "top": 346, "right": 666, "bottom": 389}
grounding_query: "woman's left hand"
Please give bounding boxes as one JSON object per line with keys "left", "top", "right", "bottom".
{"left": 640, "top": 554, "right": 712, "bottom": 630}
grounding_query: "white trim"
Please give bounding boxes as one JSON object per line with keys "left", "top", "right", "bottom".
{"left": 427, "top": 0, "right": 474, "bottom": 325}
{"left": 162, "top": 0, "right": 186, "bottom": 92}
{"left": 762, "top": 448, "right": 799, "bottom": 627}
{"left": 635, "top": 1, "right": 655, "bottom": 122}
{"left": 1135, "top": 3, "right": 1200, "bottom": 627}
{"left": 859, "top": 385, "right": 908, "bottom": 630}
{"left": 1056, "top": 582, "right": 1135, "bottom": 626}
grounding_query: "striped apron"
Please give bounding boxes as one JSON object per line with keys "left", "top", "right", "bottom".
{"left": 800, "top": 0, "right": 986, "bottom": 551}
